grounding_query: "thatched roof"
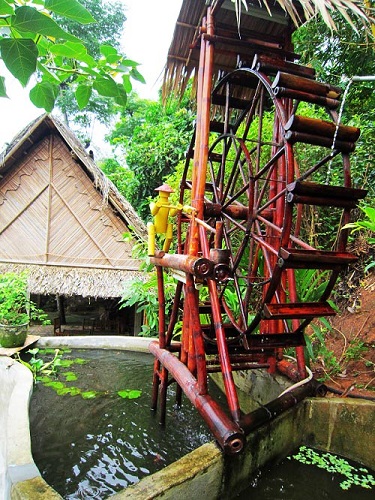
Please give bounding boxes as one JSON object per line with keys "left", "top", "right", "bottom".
{"left": 0, "top": 114, "right": 147, "bottom": 242}
{"left": 163, "top": 0, "right": 294, "bottom": 98}
{"left": 162, "top": 0, "right": 371, "bottom": 99}
{"left": 0, "top": 263, "right": 144, "bottom": 299}
{"left": 0, "top": 114, "right": 147, "bottom": 298}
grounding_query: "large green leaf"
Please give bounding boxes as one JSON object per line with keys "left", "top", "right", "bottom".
{"left": 122, "top": 74, "right": 132, "bottom": 93}
{"left": 120, "top": 59, "right": 140, "bottom": 68}
{"left": 0, "top": 0, "right": 13, "bottom": 15}
{"left": 0, "top": 76, "right": 7, "bottom": 97}
{"left": 12, "top": 6, "right": 79, "bottom": 42}
{"left": 93, "top": 74, "right": 118, "bottom": 97}
{"left": 29, "top": 81, "right": 59, "bottom": 111}
{"left": 75, "top": 83, "right": 92, "bottom": 109}
{"left": 0, "top": 38, "right": 38, "bottom": 86}
{"left": 49, "top": 41, "right": 96, "bottom": 66}
{"left": 45, "top": 0, "right": 96, "bottom": 25}
{"left": 100, "top": 44, "right": 121, "bottom": 64}
{"left": 130, "top": 67, "right": 146, "bottom": 84}
{"left": 114, "top": 84, "right": 127, "bottom": 106}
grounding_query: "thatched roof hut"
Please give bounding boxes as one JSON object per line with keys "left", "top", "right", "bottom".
{"left": 0, "top": 114, "right": 147, "bottom": 298}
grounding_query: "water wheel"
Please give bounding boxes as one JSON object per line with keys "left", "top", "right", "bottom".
{"left": 150, "top": 8, "right": 366, "bottom": 454}
{"left": 178, "top": 64, "right": 365, "bottom": 362}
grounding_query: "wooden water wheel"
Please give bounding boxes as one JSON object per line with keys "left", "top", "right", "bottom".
{"left": 150, "top": 2, "right": 366, "bottom": 454}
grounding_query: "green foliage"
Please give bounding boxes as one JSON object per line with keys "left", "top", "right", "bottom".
{"left": 107, "top": 93, "right": 195, "bottom": 219}
{"left": 56, "top": 0, "right": 124, "bottom": 58}
{"left": 293, "top": 14, "right": 375, "bottom": 205}
{"left": 289, "top": 446, "right": 375, "bottom": 490}
{"left": 293, "top": 14, "right": 375, "bottom": 89}
{"left": 46, "top": 0, "right": 95, "bottom": 25}
{"left": 295, "top": 269, "right": 330, "bottom": 303}
{"left": 119, "top": 241, "right": 178, "bottom": 337}
{"left": 0, "top": 0, "right": 141, "bottom": 112}
{"left": 304, "top": 317, "right": 336, "bottom": 372}
{"left": 305, "top": 317, "right": 369, "bottom": 380}
{"left": 17, "top": 347, "right": 142, "bottom": 400}
{"left": 0, "top": 272, "right": 50, "bottom": 326}
{"left": 120, "top": 268, "right": 178, "bottom": 337}
{"left": 53, "top": 0, "right": 131, "bottom": 132}
{"left": 293, "top": 269, "right": 336, "bottom": 367}
{"left": 343, "top": 204, "right": 375, "bottom": 244}
{"left": 344, "top": 338, "right": 368, "bottom": 361}
{"left": 316, "top": 342, "right": 342, "bottom": 377}
{"left": 99, "top": 157, "right": 134, "bottom": 200}
{"left": 291, "top": 16, "right": 375, "bottom": 256}
{"left": 343, "top": 203, "right": 375, "bottom": 271}
{"left": 15, "top": 347, "right": 61, "bottom": 381}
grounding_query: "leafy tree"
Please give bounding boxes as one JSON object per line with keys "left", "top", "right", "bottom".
{"left": 293, "top": 14, "right": 375, "bottom": 200}
{"left": 107, "top": 93, "right": 195, "bottom": 219}
{"left": 0, "top": 0, "right": 143, "bottom": 112}
{"left": 99, "top": 157, "right": 134, "bottom": 201}
{"left": 54, "top": 0, "right": 130, "bottom": 131}
{"left": 290, "top": 14, "right": 375, "bottom": 251}
{"left": 57, "top": 0, "right": 126, "bottom": 58}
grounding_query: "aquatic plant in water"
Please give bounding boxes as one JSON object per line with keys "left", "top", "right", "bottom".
{"left": 16, "top": 348, "right": 142, "bottom": 400}
{"left": 289, "top": 446, "right": 375, "bottom": 490}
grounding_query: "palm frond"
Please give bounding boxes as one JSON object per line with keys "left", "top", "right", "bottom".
{"left": 232, "top": 0, "right": 374, "bottom": 31}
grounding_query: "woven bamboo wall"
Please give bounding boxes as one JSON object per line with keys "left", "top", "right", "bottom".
{"left": 0, "top": 134, "right": 139, "bottom": 271}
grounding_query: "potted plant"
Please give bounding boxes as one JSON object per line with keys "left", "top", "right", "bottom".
{"left": 0, "top": 272, "right": 50, "bottom": 348}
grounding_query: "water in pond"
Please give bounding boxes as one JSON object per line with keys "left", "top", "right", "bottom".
{"left": 236, "top": 447, "right": 375, "bottom": 499}
{"left": 29, "top": 349, "right": 220, "bottom": 499}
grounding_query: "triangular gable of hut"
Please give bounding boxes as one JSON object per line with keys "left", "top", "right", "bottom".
{"left": 0, "top": 114, "right": 147, "bottom": 298}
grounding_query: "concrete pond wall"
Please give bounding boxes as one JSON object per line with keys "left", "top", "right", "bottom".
{"left": 1, "top": 336, "right": 374, "bottom": 500}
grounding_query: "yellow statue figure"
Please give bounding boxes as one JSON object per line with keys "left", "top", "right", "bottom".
{"left": 147, "top": 184, "right": 195, "bottom": 256}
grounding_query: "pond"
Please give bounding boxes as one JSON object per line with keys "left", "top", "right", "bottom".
{"left": 29, "top": 348, "right": 221, "bottom": 499}
{"left": 236, "top": 446, "right": 375, "bottom": 500}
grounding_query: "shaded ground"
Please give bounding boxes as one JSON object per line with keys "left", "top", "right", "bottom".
{"left": 311, "top": 271, "right": 375, "bottom": 400}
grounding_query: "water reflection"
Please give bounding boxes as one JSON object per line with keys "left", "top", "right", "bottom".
{"left": 30, "top": 349, "right": 218, "bottom": 499}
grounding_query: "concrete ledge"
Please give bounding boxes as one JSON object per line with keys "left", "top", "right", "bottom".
{"left": 0, "top": 357, "right": 43, "bottom": 499}
{"left": 111, "top": 442, "right": 224, "bottom": 500}
{"left": 37, "top": 335, "right": 156, "bottom": 352}
{"left": 303, "top": 398, "right": 375, "bottom": 470}
{"left": 11, "top": 476, "right": 62, "bottom": 500}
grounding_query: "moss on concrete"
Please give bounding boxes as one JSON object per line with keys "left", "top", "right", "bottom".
{"left": 302, "top": 398, "right": 375, "bottom": 470}
{"left": 11, "top": 477, "right": 62, "bottom": 500}
{"left": 111, "top": 442, "right": 224, "bottom": 499}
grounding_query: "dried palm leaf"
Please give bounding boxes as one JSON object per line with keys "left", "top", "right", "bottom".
{"left": 232, "top": 0, "right": 373, "bottom": 32}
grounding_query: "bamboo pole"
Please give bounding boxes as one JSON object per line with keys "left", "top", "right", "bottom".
{"left": 150, "top": 252, "right": 213, "bottom": 279}
{"left": 149, "top": 341, "right": 245, "bottom": 455}
{"left": 189, "top": 8, "right": 215, "bottom": 255}
{"left": 199, "top": 225, "right": 241, "bottom": 423}
{"left": 186, "top": 273, "right": 208, "bottom": 395}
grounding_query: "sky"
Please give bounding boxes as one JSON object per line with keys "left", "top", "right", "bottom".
{"left": 0, "top": 0, "right": 183, "bottom": 150}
